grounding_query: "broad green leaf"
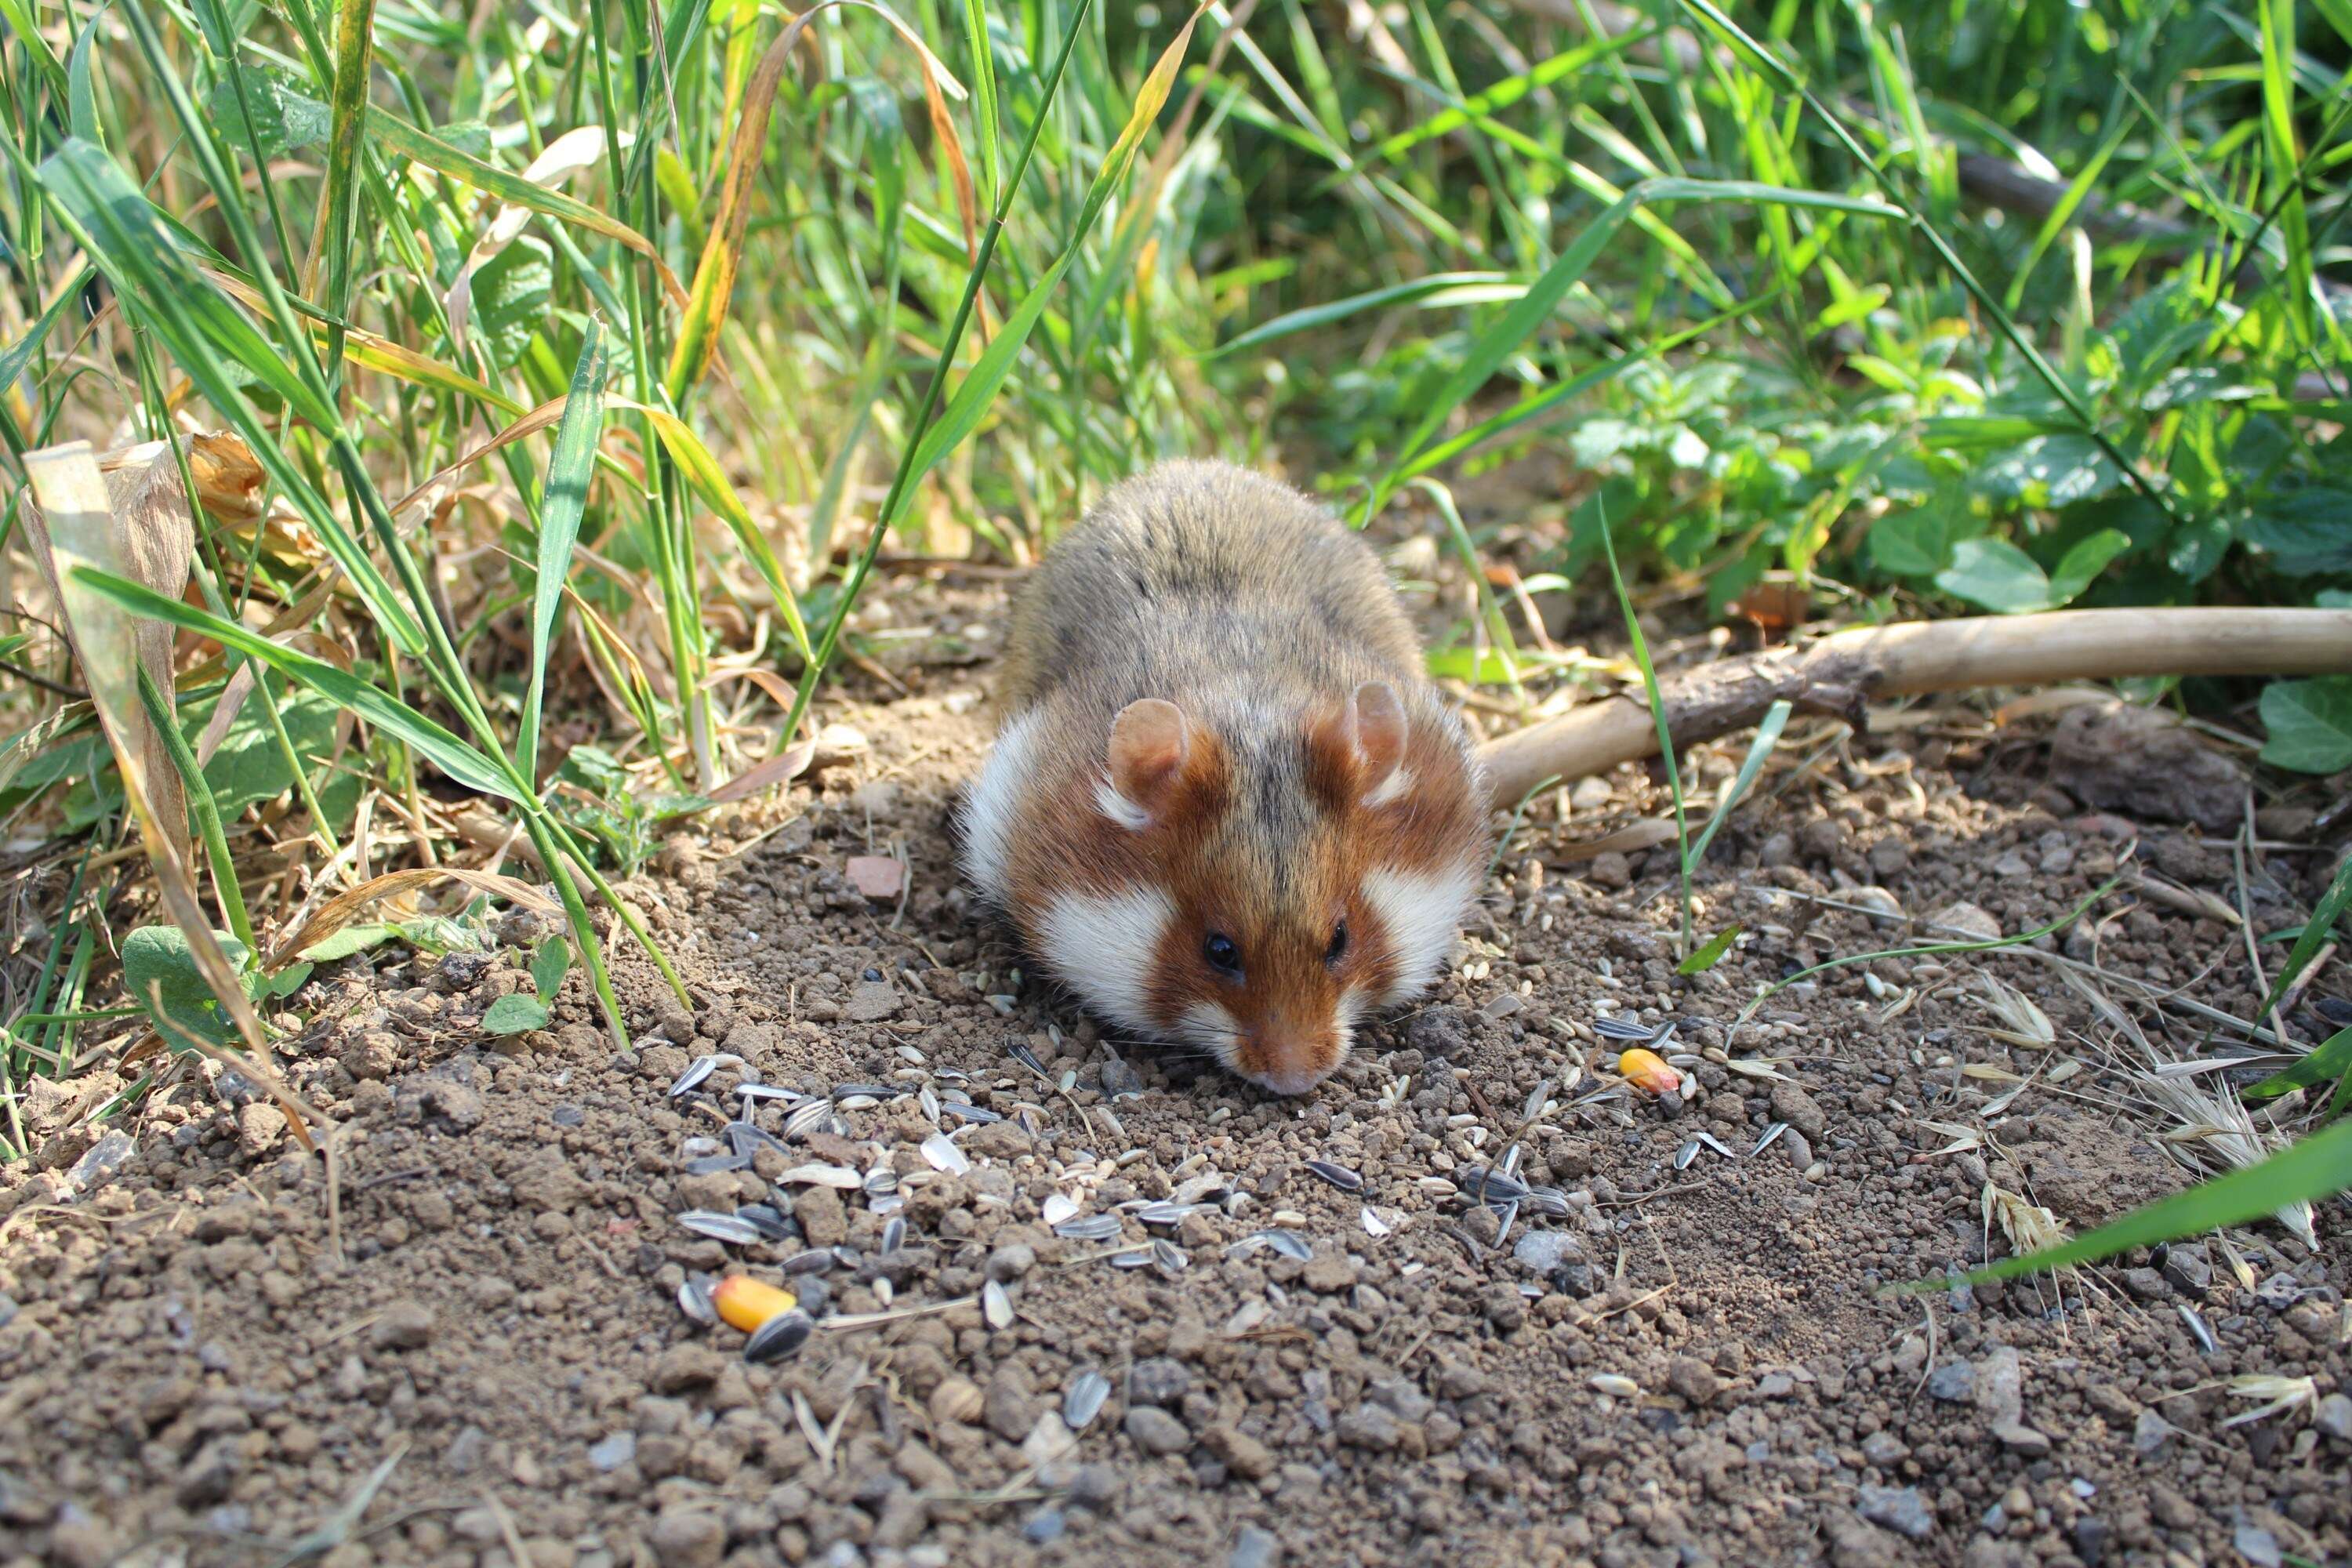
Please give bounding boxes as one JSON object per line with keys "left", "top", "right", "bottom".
{"left": 1926, "top": 1116, "right": 2352, "bottom": 1287}
{"left": 2046, "top": 527, "right": 2132, "bottom": 604}
{"left": 1972, "top": 434, "right": 2122, "bottom": 506}
{"left": 300, "top": 921, "right": 402, "bottom": 962}
{"left": 1936, "top": 537, "right": 2051, "bottom": 614}
{"left": 471, "top": 236, "right": 555, "bottom": 368}
{"left": 124, "top": 924, "right": 252, "bottom": 1047}
{"left": 1677, "top": 925, "right": 1740, "bottom": 975}
{"left": 2244, "top": 489, "right": 2352, "bottom": 575}
{"left": 201, "top": 65, "right": 331, "bottom": 158}
{"left": 531, "top": 936, "right": 571, "bottom": 1003}
{"left": 1871, "top": 503, "right": 1965, "bottom": 576}
{"left": 67, "top": 566, "right": 520, "bottom": 802}
{"left": 191, "top": 686, "right": 340, "bottom": 819}
{"left": 520, "top": 322, "right": 608, "bottom": 775}
{"left": 482, "top": 993, "right": 551, "bottom": 1034}
{"left": 2259, "top": 676, "right": 2352, "bottom": 773}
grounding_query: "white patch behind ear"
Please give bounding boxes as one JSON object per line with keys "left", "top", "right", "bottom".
{"left": 1361, "top": 767, "right": 1414, "bottom": 810}
{"left": 959, "top": 709, "right": 1043, "bottom": 906}
{"left": 1093, "top": 777, "right": 1152, "bottom": 831}
{"left": 1035, "top": 886, "right": 1175, "bottom": 1034}
{"left": 1364, "top": 862, "right": 1479, "bottom": 1007}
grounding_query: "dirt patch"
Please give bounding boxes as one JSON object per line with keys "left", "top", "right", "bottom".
{"left": 2, "top": 588, "right": 2347, "bottom": 1568}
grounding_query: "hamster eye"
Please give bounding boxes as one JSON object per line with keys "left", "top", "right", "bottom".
{"left": 1202, "top": 931, "right": 1243, "bottom": 978}
{"left": 1325, "top": 919, "right": 1349, "bottom": 964}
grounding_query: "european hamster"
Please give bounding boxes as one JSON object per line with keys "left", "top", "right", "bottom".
{"left": 960, "top": 460, "right": 1490, "bottom": 1095}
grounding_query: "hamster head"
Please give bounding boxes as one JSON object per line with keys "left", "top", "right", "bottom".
{"left": 1024, "top": 681, "right": 1486, "bottom": 1096}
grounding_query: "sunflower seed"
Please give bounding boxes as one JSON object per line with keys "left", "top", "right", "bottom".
{"left": 832, "top": 1083, "right": 893, "bottom": 1101}
{"left": 863, "top": 1168, "right": 898, "bottom": 1197}
{"left": 681, "top": 1136, "right": 725, "bottom": 1158}
{"left": 669, "top": 1055, "right": 719, "bottom": 1097}
{"left": 677, "top": 1210, "right": 763, "bottom": 1246}
{"left": 1042, "top": 1194, "right": 1080, "bottom": 1227}
{"left": 1109, "top": 1248, "right": 1155, "bottom": 1269}
{"left": 1304, "top": 1160, "right": 1362, "bottom": 1192}
{"left": 1054, "top": 1214, "right": 1123, "bottom": 1242}
{"left": 982, "top": 1278, "right": 1014, "bottom": 1329}
{"left": 1753, "top": 1121, "right": 1788, "bottom": 1156}
{"left": 726, "top": 1122, "right": 789, "bottom": 1159}
{"left": 918, "top": 1087, "right": 941, "bottom": 1123}
{"left": 2178, "top": 1303, "right": 2219, "bottom": 1356}
{"left": 1010, "top": 1042, "right": 1047, "bottom": 1076}
{"left": 1062, "top": 1369, "right": 1110, "bottom": 1430}
{"left": 836, "top": 1095, "right": 880, "bottom": 1112}
{"left": 777, "top": 1164, "right": 864, "bottom": 1190}
{"left": 733, "top": 1203, "right": 793, "bottom": 1242}
{"left": 1151, "top": 1239, "right": 1189, "bottom": 1273}
{"left": 1361, "top": 1207, "right": 1392, "bottom": 1237}
{"left": 782, "top": 1099, "right": 837, "bottom": 1139}
{"left": 1592, "top": 1014, "right": 1655, "bottom": 1042}
{"left": 1694, "top": 1131, "right": 1739, "bottom": 1160}
{"left": 1590, "top": 1374, "right": 1640, "bottom": 1397}
{"left": 735, "top": 1082, "right": 803, "bottom": 1104}
{"left": 677, "top": 1273, "right": 717, "bottom": 1326}
{"left": 685, "top": 1152, "right": 753, "bottom": 1176}
{"left": 1521, "top": 1076, "right": 1555, "bottom": 1123}
{"left": 1136, "top": 1201, "right": 1194, "bottom": 1227}
{"left": 868, "top": 1193, "right": 905, "bottom": 1217}
{"left": 745, "top": 1308, "right": 815, "bottom": 1363}
{"left": 1523, "top": 1185, "right": 1570, "bottom": 1218}
{"left": 1457, "top": 1167, "right": 1529, "bottom": 1204}
{"left": 1674, "top": 1139, "right": 1700, "bottom": 1171}
{"left": 920, "top": 1133, "right": 971, "bottom": 1175}
{"left": 782, "top": 1249, "right": 835, "bottom": 1275}
{"left": 881, "top": 1216, "right": 906, "bottom": 1254}
{"left": 942, "top": 1102, "right": 1003, "bottom": 1124}
{"left": 1258, "top": 1229, "right": 1312, "bottom": 1261}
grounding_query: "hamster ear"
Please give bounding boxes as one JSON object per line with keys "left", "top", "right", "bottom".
{"left": 1348, "top": 681, "right": 1408, "bottom": 804}
{"left": 1102, "top": 698, "right": 1190, "bottom": 828}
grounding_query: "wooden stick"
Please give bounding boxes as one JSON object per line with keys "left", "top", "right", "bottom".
{"left": 1475, "top": 608, "right": 2352, "bottom": 807}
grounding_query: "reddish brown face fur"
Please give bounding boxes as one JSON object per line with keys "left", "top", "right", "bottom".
{"left": 992, "top": 689, "right": 1479, "bottom": 1094}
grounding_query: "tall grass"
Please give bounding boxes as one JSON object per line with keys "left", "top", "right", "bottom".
{"left": 0, "top": 0, "right": 2346, "bottom": 1158}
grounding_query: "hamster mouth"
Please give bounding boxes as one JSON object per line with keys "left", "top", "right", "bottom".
{"left": 1175, "top": 1000, "right": 1348, "bottom": 1096}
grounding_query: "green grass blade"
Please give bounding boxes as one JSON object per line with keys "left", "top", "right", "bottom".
{"left": 1205, "top": 273, "right": 1509, "bottom": 359}
{"left": 626, "top": 402, "right": 814, "bottom": 662}
{"left": 1686, "top": 699, "right": 1793, "bottom": 867}
{"left": 2257, "top": 854, "right": 2352, "bottom": 1024}
{"left": 321, "top": 0, "right": 382, "bottom": 378}
{"left": 67, "top": 566, "right": 520, "bottom": 804}
{"left": 134, "top": 665, "right": 254, "bottom": 950}
{"left": 1595, "top": 495, "right": 1692, "bottom": 952}
{"left": 1922, "top": 1116, "right": 2352, "bottom": 1288}
{"left": 2243, "top": 1025, "right": 2352, "bottom": 1107}
{"left": 519, "top": 321, "right": 608, "bottom": 778}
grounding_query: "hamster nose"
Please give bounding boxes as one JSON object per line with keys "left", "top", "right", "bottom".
{"left": 1250, "top": 1065, "right": 1328, "bottom": 1097}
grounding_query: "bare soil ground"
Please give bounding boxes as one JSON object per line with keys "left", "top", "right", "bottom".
{"left": 2, "top": 567, "right": 2347, "bottom": 1568}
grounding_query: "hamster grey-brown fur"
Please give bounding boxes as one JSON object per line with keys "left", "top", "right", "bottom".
{"left": 961, "top": 460, "right": 1489, "bottom": 1094}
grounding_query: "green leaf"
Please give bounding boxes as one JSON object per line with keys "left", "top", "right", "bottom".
{"left": 259, "top": 960, "right": 314, "bottom": 1000}
{"left": 2243, "top": 489, "right": 2352, "bottom": 575}
{"left": 1923, "top": 1116, "right": 2352, "bottom": 1287}
{"left": 2045, "top": 527, "right": 2132, "bottom": 604}
{"left": 299, "top": 922, "right": 401, "bottom": 962}
{"left": 123, "top": 924, "right": 252, "bottom": 1048}
{"left": 470, "top": 235, "right": 555, "bottom": 369}
{"left": 1935, "top": 537, "right": 2052, "bottom": 614}
{"left": 2255, "top": 854, "right": 2352, "bottom": 1027}
{"left": 520, "top": 322, "right": 608, "bottom": 774}
{"left": 191, "top": 686, "right": 340, "bottom": 819}
{"left": 530, "top": 936, "right": 570, "bottom": 1004}
{"left": 1204, "top": 272, "right": 1509, "bottom": 359}
{"left": 482, "top": 993, "right": 551, "bottom": 1035}
{"left": 1871, "top": 503, "right": 1965, "bottom": 576}
{"left": 2243, "top": 1025, "right": 2352, "bottom": 1105}
{"left": 67, "top": 566, "right": 520, "bottom": 802}
{"left": 200, "top": 66, "right": 331, "bottom": 158}
{"left": 1972, "top": 434, "right": 2122, "bottom": 506}
{"left": 2259, "top": 676, "right": 2352, "bottom": 773}
{"left": 1688, "top": 701, "right": 1792, "bottom": 866}
{"left": 1677, "top": 924, "right": 1741, "bottom": 975}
